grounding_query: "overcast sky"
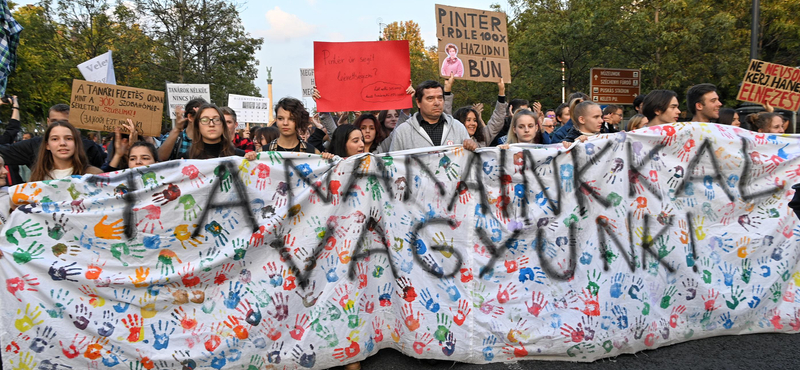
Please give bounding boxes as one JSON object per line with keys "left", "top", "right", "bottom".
{"left": 14, "top": 0, "right": 507, "bottom": 111}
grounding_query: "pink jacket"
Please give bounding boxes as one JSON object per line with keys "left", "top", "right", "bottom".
{"left": 441, "top": 57, "right": 464, "bottom": 77}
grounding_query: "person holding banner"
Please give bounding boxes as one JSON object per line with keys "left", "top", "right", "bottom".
{"left": 444, "top": 74, "right": 509, "bottom": 148}
{"left": 549, "top": 93, "right": 589, "bottom": 142}
{"left": 321, "top": 124, "right": 365, "bottom": 161}
{"left": 353, "top": 113, "right": 386, "bottom": 153}
{"left": 747, "top": 112, "right": 785, "bottom": 134}
{"left": 29, "top": 120, "right": 103, "bottom": 181}
{"left": 497, "top": 109, "right": 543, "bottom": 149}
{"left": 561, "top": 101, "right": 604, "bottom": 146}
{"left": 189, "top": 103, "right": 244, "bottom": 159}
{"left": 389, "top": 80, "right": 477, "bottom": 152}
{"left": 265, "top": 98, "right": 318, "bottom": 153}
{"left": 159, "top": 98, "right": 207, "bottom": 161}
{"left": 642, "top": 90, "right": 681, "bottom": 126}
{"left": 686, "top": 83, "right": 722, "bottom": 123}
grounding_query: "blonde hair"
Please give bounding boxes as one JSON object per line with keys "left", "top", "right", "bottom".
{"left": 506, "top": 109, "right": 542, "bottom": 144}
{"left": 627, "top": 114, "right": 647, "bottom": 131}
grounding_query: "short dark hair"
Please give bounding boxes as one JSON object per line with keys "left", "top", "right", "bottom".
{"left": 414, "top": 80, "right": 444, "bottom": 102}
{"left": 220, "top": 107, "right": 237, "bottom": 123}
{"left": 49, "top": 104, "right": 70, "bottom": 115}
{"left": 185, "top": 98, "right": 208, "bottom": 118}
{"left": 275, "top": 97, "right": 310, "bottom": 135}
{"left": 129, "top": 141, "right": 159, "bottom": 162}
{"left": 633, "top": 95, "right": 646, "bottom": 110}
{"left": 602, "top": 104, "right": 621, "bottom": 116}
{"left": 510, "top": 99, "right": 529, "bottom": 114}
{"left": 686, "top": 83, "right": 717, "bottom": 116}
{"left": 718, "top": 108, "right": 737, "bottom": 125}
{"left": 555, "top": 103, "right": 569, "bottom": 121}
{"left": 642, "top": 90, "right": 677, "bottom": 121}
{"left": 567, "top": 92, "right": 589, "bottom": 102}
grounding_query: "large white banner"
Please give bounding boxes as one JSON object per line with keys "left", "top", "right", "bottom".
{"left": 1, "top": 123, "right": 799, "bottom": 369}
{"left": 77, "top": 51, "right": 116, "bottom": 85}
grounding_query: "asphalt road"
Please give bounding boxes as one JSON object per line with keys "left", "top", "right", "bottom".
{"left": 340, "top": 333, "right": 799, "bottom": 370}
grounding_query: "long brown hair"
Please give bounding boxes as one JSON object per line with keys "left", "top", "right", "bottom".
{"left": 189, "top": 103, "right": 236, "bottom": 159}
{"left": 30, "top": 120, "right": 90, "bottom": 181}
{"left": 354, "top": 113, "right": 385, "bottom": 152}
{"left": 506, "top": 109, "right": 543, "bottom": 144}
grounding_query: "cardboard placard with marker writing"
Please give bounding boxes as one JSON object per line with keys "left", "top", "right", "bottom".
{"left": 436, "top": 4, "right": 510, "bottom": 83}
{"left": 737, "top": 59, "right": 800, "bottom": 111}
{"left": 69, "top": 79, "right": 165, "bottom": 137}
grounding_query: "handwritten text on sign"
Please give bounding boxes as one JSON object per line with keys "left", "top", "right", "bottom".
{"left": 69, "top": 79, "right": 164, "bottom": 136}
{"left": 436, "top": 4, "right": 510, "bottom": 83}
{"left": 737, "top": 59, "right": 800, "bottom": 111}
{"left": 314, "top": 40, "right": 412, "bottom": 112}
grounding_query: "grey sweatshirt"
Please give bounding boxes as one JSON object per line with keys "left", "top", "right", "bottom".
{"left": 388, "top": 113, "right": 470, "bottom": 152}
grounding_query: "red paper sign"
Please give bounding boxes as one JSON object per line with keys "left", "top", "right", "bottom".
{"left": 314, "top": 41, "right": 412, "bottom": 112}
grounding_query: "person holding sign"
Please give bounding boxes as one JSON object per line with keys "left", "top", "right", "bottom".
{"left": 642, "top": 90, "right": 681, "bottom": 126}
{"left": 440, "top": 43, "right": 464, "bottom": 78}
{"left": 29, "top": 120, "right": 103, "bottom": 181}
{"left": 389, "top": 80, "right": 477, "bottom": 152}
{"left": 102, "top": 119, "right": 145, "bottom": 172}
{"left": 446, "top": 75, "right": 509, "bottom": 147}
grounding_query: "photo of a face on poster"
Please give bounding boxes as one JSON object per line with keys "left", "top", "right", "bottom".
{"left": 440, "top": 43, "right": 464, "bottom": 78}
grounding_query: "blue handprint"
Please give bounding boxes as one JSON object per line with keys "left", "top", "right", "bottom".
{"left": 151, "top": 320, "right": 175, "bottom": 350}
{"left": 560, "top": 164, "right": 574, "bottom": 192}
{"left": 610, "top": 273, "right": 627, "bottom": 299}
{"left": 223, "top": 281, "right": 244, "bottom": 309}
{"left": 482, "top": 335, "right": 497, "bottom": 361}
{"left": 419, "top": 288, "right": 440, "bottom": 313}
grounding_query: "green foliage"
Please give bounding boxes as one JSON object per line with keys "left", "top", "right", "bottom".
{"left": 5, "top": 0, "right": 262, "bottom": 132}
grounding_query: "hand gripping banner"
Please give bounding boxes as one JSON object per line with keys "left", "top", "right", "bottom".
{"left": 1, "top": 123, "right": 799, "bottom": 369}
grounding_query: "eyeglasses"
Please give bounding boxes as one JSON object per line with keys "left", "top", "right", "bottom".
{"left": 546, "top": 114, "right": 555, "bottom": 118}
{"left": 199, "top": 117, "right": 222, "bottom": 125}
{"left": 542, "top": 125, "right": 554, "bottom": 128}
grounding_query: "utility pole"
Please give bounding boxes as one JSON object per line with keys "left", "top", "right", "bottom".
{"left": 750, "top": 0, "right": 760, "bottom": 60}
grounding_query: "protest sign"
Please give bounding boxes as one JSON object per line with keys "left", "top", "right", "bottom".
{"left": 314, "top": 40, "right": 412, "bottom": 112}
{"left": 301, "top": 68, "right": 315, "bottom": 97}
{"left": 69, "top": 79, "right": 164, "bottom": 136}
{"left": 166, "top": 83, "right": 211, "bottom": 119}
{"left": 2, "top": 124, "right": 799, "bottom": 369}
{"left": 77, "top": 51, "right": 116, "bottom": 85}
{"left": 436, "top": 4, "right": 510, "bottom": 83}
{"left": 737, "top": 59, "right": 800, "bottom": 111}
{"left": 227, "top": 93, "right": 272, "bottom": 124}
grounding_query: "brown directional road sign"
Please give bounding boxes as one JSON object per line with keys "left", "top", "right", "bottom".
{"left": 589, "top": 68, "right": 641, "bottom": 105}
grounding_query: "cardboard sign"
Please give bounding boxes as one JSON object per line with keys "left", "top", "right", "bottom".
{"left": 166, "top": 83, "right": 211, "bottom": 119}
{"left": 69, "top": 80, "right": 164, "bottom": 136}
{"left": 77, "top": 51, "right": 116, "bottom": 85}
{"left": 300, "top": 68, "right": 315, "bottom": 98}
{"left": 228, "top": 94, "right": 272, "bottom": 124}
{"left": 590, "top": 68, "right": 641, "bottom": 105}
{"left": 314, "top": 40, "right": 412, "bottom": 112}
{"left": 737, "top": 59, "right": 800, "bottom": 111}
{"left": 436, "top": 4, "right": 510, "bottom": 83}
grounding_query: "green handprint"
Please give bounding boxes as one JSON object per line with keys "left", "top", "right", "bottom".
{"left": 214, "top": 165, "right": 232, "bottom": 192}
{"left": 175, "top": 195, "right": 201, "bottom": 221}
{"left": 67, "top": 183, "right": 82, "bottom": 200}
{"left": 141, "top": 171, "right": 159, "bottom": 188}
{"left": 267, "top": 151, "right": 284, "bottom": 165}
{"left": 367, "top": 175, "right": 384, "bottom": 201}
{"left": 6, "top": 219, "right": 43, "bottom": 245}
{"left": 660, "top": 285, "right": 677, "bottom": 309}
{"left": 12, "top": 241, "right": 45, "bottom": 264}
{"left": 586, "top": 270, "right": 601, "bottom": 296}
{"left": 110, "top": 241, "right": 146, "bottom": 266}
